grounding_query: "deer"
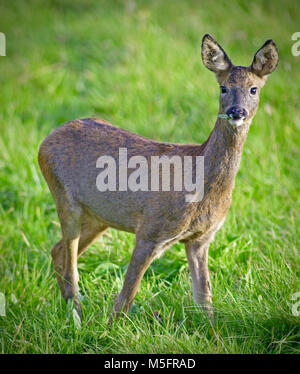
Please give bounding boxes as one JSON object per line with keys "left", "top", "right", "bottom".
{"left": 38, "top": 34, "right": 279, "bottom": 323}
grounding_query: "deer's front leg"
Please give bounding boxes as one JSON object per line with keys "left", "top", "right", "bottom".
{"left": 185, "top": 238, "right": 213, "bottom": 318}
{"left": 110, "top": 238, "right": 165, "bottom": 323}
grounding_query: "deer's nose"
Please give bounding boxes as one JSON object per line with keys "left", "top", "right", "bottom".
{"left": 226, "top": 107, "right": 248, "bottom": 120}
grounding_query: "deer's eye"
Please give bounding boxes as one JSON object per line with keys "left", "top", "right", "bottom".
{"left": 250, "top": 87, "right": 257, "bottom": 95}
{"left": 220, "top": 86, "right": 227, "bottom": 94}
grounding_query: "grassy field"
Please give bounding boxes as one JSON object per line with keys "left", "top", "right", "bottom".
{"left": 0, "top": 0, "right": 300, "bottom": 354}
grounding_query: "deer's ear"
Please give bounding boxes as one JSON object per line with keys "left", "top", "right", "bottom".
{"left": 250, "top": 39, "right": 279, "bottom": 77}
{"left": 201, "top": 34, "right": 233, "bottom": 79}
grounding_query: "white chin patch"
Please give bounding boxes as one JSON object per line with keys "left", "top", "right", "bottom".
{"left": 229, "top": 118, "right": 244, "bottom": 127}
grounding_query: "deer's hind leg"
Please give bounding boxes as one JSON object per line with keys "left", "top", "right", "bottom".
{"left": 51, "top": 211, "right": 108, "bottom": 318}
{"left": 78, "top": 214, "right": 108, "bottom": 257}
{"left": 52, "top": 195, "right": 82, "bottom": 317}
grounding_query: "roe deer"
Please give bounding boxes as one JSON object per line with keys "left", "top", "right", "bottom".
{"left": 38, "top": 34, "right": 278, "bottom": 322}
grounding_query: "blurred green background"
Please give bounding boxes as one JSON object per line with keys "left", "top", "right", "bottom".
{"left": 0, "top": 0, "right": 299, "bottom": 353}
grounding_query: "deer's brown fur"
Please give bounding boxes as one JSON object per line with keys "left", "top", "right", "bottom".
{"left": 38, "top": 34, "right": 278, "bottom": 321}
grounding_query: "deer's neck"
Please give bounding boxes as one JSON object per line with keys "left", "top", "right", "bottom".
{"left": 203, "top": 117, "right": 250, "bottom": 193}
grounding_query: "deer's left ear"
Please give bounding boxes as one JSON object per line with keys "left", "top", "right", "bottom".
{"left": 250, "top": 39, "right": 279, "bottom": 77}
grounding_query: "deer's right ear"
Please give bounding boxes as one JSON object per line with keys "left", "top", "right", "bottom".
{"left": 201, "top": 34, "right": 233, "bottom": 80}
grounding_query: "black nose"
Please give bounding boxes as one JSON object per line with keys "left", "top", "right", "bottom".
{"left": 226, "top": 107, "right": 248, "bottom": 120}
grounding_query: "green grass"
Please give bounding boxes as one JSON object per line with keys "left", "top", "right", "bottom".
{"left": 0, "top": 0, "right": 300, "bottom": 354}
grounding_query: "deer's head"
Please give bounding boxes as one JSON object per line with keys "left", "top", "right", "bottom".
{"left": 202, "top": 34, "right": 278, "bottom": 127}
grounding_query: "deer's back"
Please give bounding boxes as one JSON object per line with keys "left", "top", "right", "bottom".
{"left": 38, "top": 118, "right": 205, "bottom": 235}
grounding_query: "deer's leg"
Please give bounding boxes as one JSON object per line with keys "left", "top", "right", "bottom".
{"left": 51, "top": 215, "right": 108, "bottom": 314}
{"left": 110, "top": 238, "right": 165, "bottom": 323}
{"left": 51, "top": 239, "right": 66, "bottom": 296}
{"left": 59, "top": 206, "right": 82, "bottom": 318}
{"left": 48, "top": 191, "right": 83, "bottom": 318}
{"left": 185, "top": 238, "right": 213, "bottom": 318}
{"left": 78, "top": 217, "right": 108, "bottom": 257}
